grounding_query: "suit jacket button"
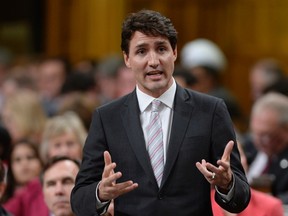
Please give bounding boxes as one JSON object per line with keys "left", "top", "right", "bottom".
{"left": 158, "top": 193, "right": 164, "bottom": 200}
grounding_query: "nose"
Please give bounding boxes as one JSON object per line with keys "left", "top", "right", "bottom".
{"left": 55, "top": 182, "right": 64, "bottom": 195}
{"left": 59, "top": 145, "right": 70, "bottom": 156}
{"left": 148, "top": 51, "right": 159, "bottom": 68}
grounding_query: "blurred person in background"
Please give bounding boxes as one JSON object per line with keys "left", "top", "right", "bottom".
{"left": 37, "top": 57, "right": 70, "bottom": 116}
{"left": 243, "top": 60, "right": 287, "bottom": 165}
{"left": 1, "top": 90, "right": 47, "bottom": 145}
{"left": 59, "top": 71, "right": 100, "bottom": 130}
{"left": 2, "top": 112, "right": 87, "bottom": 216}
{"left": 1, "top": 70, "right": 37, "bottom": 99}
{"left": 173, "top": 64, "right": 198, "bottom": 89}
{"left": 0, "top": 48, "right": 12, "bottom": 113}
{"left": 2, "top": 140, "right": 43, "bottom": 203}
{"left": 0, "top": 125, "right": 12, "bottom": 166}
{"left": 41, "top": 156, "right": 80, "bottom": 216}
{"left": 249, "top": 58, "right": 285, "bottom": 103}
{"left": 93, "top": 55, "right": 124, "bottom": 104}
{"left": 40, "top": 111, "right": 87, "bottom": 164}
{"left": 114, "top": 64, "right": 136, "bottom": 98}
{"left": 247, "top": 92, "right": 288, "bottom": 204}
{"left": 181, "top": 38, "right": 244, "bottom": 134}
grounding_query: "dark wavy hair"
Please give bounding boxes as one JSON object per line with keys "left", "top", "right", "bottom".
{"left": 121, "top": 9, "right": 178, "bottom": 55}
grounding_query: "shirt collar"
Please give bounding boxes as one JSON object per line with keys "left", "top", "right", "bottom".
{"left": 136, "top": 78, "right": 176, "bottom": 113}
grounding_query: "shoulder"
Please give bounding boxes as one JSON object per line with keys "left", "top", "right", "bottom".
{"left": 178, "top": 85, "right": 223, "bottom": 103}
{"left": 176, "top": 85, "right": 225, "bottom": 113}
{"left": 97, "top": 92, "right": 134, "bottom": 112}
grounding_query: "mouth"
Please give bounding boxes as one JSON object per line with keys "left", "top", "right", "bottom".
{"left": 146, "top": 71, "right": 163, "bottom": 79}
{"left": 53, "top": 200, "right": 70, "bottom": 208}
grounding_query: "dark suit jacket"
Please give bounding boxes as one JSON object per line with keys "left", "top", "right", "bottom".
{"left": 269, "top": 146, "right": 288, "bottom": 204}
{"left": 71, "top": 85, "right": 251, "bottom": 216}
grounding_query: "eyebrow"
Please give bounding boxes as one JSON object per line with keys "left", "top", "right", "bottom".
{"left": 135, "top": 40, "right": 169, "bottom": 49}
{"left": 45, "top": 176, "right": 75, "bottom": 185}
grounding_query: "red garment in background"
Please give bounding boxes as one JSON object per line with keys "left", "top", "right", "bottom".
{"left": 211, "top": 188, "right": 284, "bottom": 216}
{"left": 3, "top": 178, "right": 49, "bottom": 216}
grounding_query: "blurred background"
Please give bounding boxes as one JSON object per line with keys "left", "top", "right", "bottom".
{"left": 1, "top": 0, "right": 288, "bottom": 129}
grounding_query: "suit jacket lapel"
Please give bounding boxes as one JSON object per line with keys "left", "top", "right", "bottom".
{"left": 161, "top": 85, "right": 194, "bottom": 188}
{"left": 121, "top": 91, "right": 157, "bottom": 187}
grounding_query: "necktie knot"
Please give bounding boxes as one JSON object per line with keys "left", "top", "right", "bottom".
{"left": 151, "top": 100, "right": 161, "bottom": 112}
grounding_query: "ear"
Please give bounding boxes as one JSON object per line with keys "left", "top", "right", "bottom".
{"left": 173, "top": 46, "right": 178, "bottom": 62}
{"left": 123, "top": 51, "right": 131, "bottom": 68}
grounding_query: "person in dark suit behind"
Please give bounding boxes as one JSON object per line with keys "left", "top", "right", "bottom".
{"left": 71, "top": 9, "right": 250, "bottom": 216}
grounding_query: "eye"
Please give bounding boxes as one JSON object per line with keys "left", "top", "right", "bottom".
{"left": 62, "top": 177, "right": 74, "bottom": 185}
{"left": 53, "top": 142, "right": 61, "bottom": 149}
{"left": 136, "top": 48, "right": 146, "bottom": 55}
{"left": 158, "top": 46, "right": 167, "bottom": 53}
{"left": 12, "top": 157, "right": 21, "bottom": 163}
{"left": 27, "top": 155, "right": 37, "bottom": 161}
{"left": 67, "top": 141, "right": 77, "bottom": 148}
{"left": 45, "top": 181, "right": 56, "bottom": 187}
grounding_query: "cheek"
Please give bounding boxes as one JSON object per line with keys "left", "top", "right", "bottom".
{"left": 11, "top": 162, "right": 20, "bottom": 173}
{"left": 48, "top": 147, "right": 58, "bottom": 157}
{"left": 31, "top": 161, "right": 42, "bottom": 172}
{"left": 44, "top": 190, "right": 54, "bottom": 207}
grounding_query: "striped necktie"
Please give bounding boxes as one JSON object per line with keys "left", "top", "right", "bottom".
{"left": 147, "top": 99, "right": 164, "bottom": 187}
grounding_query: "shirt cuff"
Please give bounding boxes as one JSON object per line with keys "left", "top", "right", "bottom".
{"left": 95, "top": 181, "right": 110, "bottom": 215}
{"left": 215, "top": 174, "right": 235, "bottom": 203}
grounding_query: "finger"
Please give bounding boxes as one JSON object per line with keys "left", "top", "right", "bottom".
{"left": 102, "top": 162, "right": 116, "bottom": 178}
{"left": 205, "top": 162, "right": 220, "bottom": 174}
{"left": 221, "top": 140, "right": 234, "bottom": 161}
{"left": 196, "top": 160, "right": 210, "bottom": 176}
{"left": 113, "top": 181, "right": 138, "bottom": 193}
{"left": 117, "top": 182, "right": 138, "bottom": 196}
{"left": 103, "top": 151, "right": 116, "bottom": 178}
{"left": 104, "top": 181, "right": 138, "bottom": 199}
{"left": 217, "top": 159, "right": 230, "bottom": 170}
{"left": 102, "top": 172, "right": 122, "bottom": 186}
{"left": 104, "top": 151, "right": 112, "bottom": 166}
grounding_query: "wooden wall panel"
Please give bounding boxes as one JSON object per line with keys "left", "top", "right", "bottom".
{"left": 45, "top": 0, "right": 126, "bottom": 62}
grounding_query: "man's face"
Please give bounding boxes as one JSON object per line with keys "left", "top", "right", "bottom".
{"left": 43, "top": 160, "right": 79, "bottom": 216}
{"left": 250, "top": 108, "right": 287, "bottom": 156}
{"left": 123, "top": 31, "right": 177, "bottom": 98}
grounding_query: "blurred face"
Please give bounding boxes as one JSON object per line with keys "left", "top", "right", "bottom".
{"left": 1, "top": 107, "right": 24, "bottom": 143}
{"left": 43, "top": 160, "right": 79, "bottom": 216}
{"left": 189, "top": 67, "right": 212, "bottom": 93}
{"left": 38, "top": 61, "right": 66, "bottom": 99}
{"left": 249, "top": 68, "right": 266, "bottom": 101}
{"left": 250, "top": 108, "right": 288, "bottom": 156}
{"left": 124, "top": 31, "right": 177, "bottom": 98}
{"left": 116, "top": 66, "right": 136, "bottom": 97}
{"left": 48, "top": 132, "right": 82, "bottom": 161}
{"left": 11, "top": 143, "right": 42, "bottom": 185}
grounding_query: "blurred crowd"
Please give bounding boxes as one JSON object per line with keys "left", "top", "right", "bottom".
{"left": 0, "top": 37, "right": 287, "bottom": 215}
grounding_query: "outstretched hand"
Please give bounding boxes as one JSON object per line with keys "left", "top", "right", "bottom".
{"left": 98, "top": 151, "right": 138, "bottom": 202}
{"left": 196, "top": 141, "right": 234, "bottom": 191}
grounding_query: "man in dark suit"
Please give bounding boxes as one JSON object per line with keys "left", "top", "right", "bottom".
{"left": 71, "top": 9, "right": 250, "bottom": 216}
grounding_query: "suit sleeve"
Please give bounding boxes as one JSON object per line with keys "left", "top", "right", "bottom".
{"left": 71, "top": 110, "right": 106, "bottom": 216}
{"left": 212, "top": 100, "right": 251, "bottom": 213}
